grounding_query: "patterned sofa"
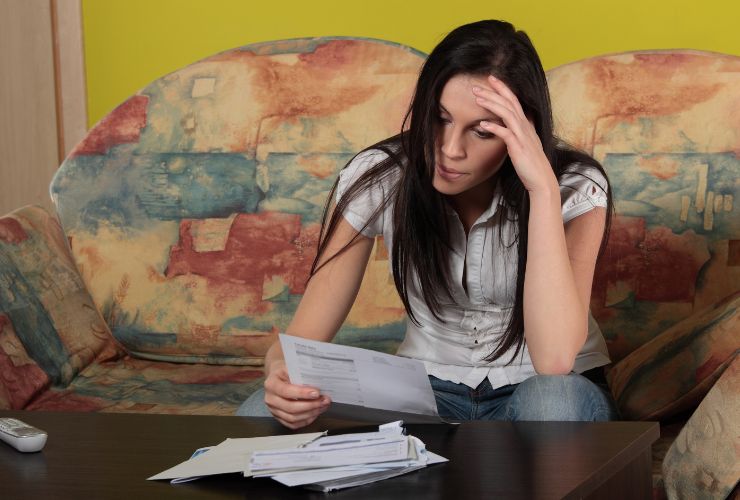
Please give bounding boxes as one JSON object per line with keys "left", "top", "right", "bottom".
{"left": 0, "top": 38, "right": 737, "bottom": 499}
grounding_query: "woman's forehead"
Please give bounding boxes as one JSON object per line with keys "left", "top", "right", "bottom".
{"left": 438, "top": 74, "right": 501, "bottom": 122}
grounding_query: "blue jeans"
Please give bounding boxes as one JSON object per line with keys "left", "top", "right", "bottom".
{"left": 236, "top": 386, "right": 273, "bottom": 417}
{"left": 236, "top": 369, "right": 620, "bottom": 421}
{"left": 431, "top": 370, "right": 619, "bottom": 421}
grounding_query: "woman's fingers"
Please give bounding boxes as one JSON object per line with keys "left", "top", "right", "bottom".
{"left": 473, "top": 94, "right": 525, "bottom": 138}
{"left": 267, "top": 396, "right": 331, "bottom": 428}
{"left": 475, "top": 97, "right": 517, "bottom": 129}
{"left": 472, "top": 87, "right": 515, "bottom": 118}
{"left": 266, "top": 379, "right": 319, "bottom": 401}
{"left": 263, "top": 366, "right": 332, "bottom": 428}
{"left": 473, "top": 89, "right": 519, "bottom": 124}
{"left": 480, "top": 120, "right": 522, "bottom": 156}
{"left": 268, "top": 397, "right": 330, "bottom": 418}
{"left": 270, "top": 407, "right": 323, "bottom": 430}
{"left": 472, "top": 76, "right": 553, "bottom": 192}
{"left": 474, "top": 85, "right": 541, "bottom": 149}
{"left": 479, "top": 120, "right": 511, "bottom": 139}
{"left": 265, "top": 366, "right": 321, "bottom": 399}
{"left": 487, "top": 75, "right": 527, "bottom": 119}
{"left": 471, "top": 85, "right": 532, "bottom": 140}
{"left": 265, "top": 392, "right": 331, "bottom": 415}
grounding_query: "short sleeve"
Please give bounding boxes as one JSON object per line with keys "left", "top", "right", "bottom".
{"left": 334, "top": 149, "right": 390, "bottom": 238}
{"left": 559, "top": 165, "right": 609, "bottom": 223}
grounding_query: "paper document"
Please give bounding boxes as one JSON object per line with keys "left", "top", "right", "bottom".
{"left": 149, "top": 421, "right": 448, "bottom": 492}
{"left": 147, "top": 433, "right": 324, "bottom": 481}
{"left": 279, "top": 334, "right": 441, "bottom": 422}
{"left": 250, "top": 424, "right": 448, "bottom": 491}
{"left": 304, "top": 465, "right": 428, "bottom": 492}
{"left": 250, "top": 435, "right": 410, "bottom": 473}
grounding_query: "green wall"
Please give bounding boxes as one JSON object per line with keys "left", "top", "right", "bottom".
{"left": 83, "top": 0, "right": 740, "bottom": 127}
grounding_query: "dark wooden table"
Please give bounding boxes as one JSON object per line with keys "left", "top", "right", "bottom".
{"left": 0, "top": 410, "right": 658, "bottom": 499}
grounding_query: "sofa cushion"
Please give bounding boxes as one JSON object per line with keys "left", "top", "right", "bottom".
{"left": 0, "top": 206, "right": 123, "bottom": 409}
{"left": 606, "top": 291, "right": 739, "bottom": 421}
{"left": 662, "top": 355, "right": 739, "bottom": 500}
{"left": 51, "top": 38, "right": 420, "bottom": 365}
{"left": 25, "top": 357, "right": 264, "bottom": 415}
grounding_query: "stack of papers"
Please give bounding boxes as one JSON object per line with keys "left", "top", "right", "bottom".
{"left": 251, "top": 421, "right": 447, "bottom": 491}
{"left": 148, "top": 421, "right": 447, "bottom": 492}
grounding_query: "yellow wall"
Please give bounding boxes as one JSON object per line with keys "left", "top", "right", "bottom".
{"left": 83, "top": 0, "right": 739, "bottom": 127}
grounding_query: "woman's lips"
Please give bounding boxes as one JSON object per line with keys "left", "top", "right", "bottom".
{"left": 436, "top": 163, "right": 466, "bottom": 181}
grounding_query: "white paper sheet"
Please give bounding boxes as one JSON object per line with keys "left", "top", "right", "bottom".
{"left": 147, "top": 432, "right": 324, "bottom": 481}
{"left": 268, "top": 465, "right": 401, "bottom": 487}
{"left": 304, "top": 465, "right": 429, "bottom": 492}
{"left": 279, "top": 334, "right": 439, "bottom": 418}
{"left": 250, "top": 435, "right": 410, "bottom": 472}
{"left": 263, "top": 434, "right": 448, "bottom": 487}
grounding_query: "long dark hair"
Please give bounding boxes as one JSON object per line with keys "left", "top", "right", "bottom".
{"left": 311, "top": 20, "right": 613, "bottom": 365}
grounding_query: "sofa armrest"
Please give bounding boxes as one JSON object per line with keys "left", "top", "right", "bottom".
{"left": 662, "top": 354, "right": 739, "bottom": 500}
{"left": 0, "top": 206, "right": 122, "bottom": 409}
{"left": 606, "top": 291, "right": 740, "bottom": 421}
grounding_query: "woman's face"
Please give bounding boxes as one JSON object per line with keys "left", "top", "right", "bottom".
{"left": 432, "top": 74, "right": 509, "bottom": 203}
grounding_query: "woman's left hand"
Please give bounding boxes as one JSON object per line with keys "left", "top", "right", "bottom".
{"left": 472, "top": 75, "right": 557, "bottom": 194}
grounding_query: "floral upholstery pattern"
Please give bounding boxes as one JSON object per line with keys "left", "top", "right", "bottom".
{"left": 0, "top": 206, "right": 263, "bottom": 414}
{"left": 0, "top": 206, "right": 122, "bottom": 409}
{"left": 50, "top": 38, "right": 423, "bottom": 365}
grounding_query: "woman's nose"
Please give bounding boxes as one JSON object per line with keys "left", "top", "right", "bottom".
{"left": 440, "top": 130, "right": 466, "bottom": 160}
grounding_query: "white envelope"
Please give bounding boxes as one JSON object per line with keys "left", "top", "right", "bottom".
{"left": 148, "top": 432, "right": 325, "bottom": 481}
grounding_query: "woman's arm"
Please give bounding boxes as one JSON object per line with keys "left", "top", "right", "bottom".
{"left": 473, "top": 76, "right": 606, "bottom": 374}
{"left": 524, "top": 189, "right": 606, "bottom": 374}
{"left": 263, "top": 217, "right": 375, "bottom": 429}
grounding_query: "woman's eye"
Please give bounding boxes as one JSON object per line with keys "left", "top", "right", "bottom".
{"left": 437, "top": 116, "right": 451, "bottom": 124}
{"left": 473, "top": 129, "right": 495, "bottom": 139}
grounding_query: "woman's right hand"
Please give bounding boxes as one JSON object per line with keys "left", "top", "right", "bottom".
{"left": 263, "top": 360, "right": 332, "bottom": 429}
{"left": 260, "top": 218, "right": 373, "bottom": 429}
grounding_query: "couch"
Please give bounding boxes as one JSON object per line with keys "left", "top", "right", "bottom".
{"left": 1, "top": 38, "right": 738, "bottom": 499}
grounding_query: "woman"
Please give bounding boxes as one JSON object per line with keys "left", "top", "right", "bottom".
{"left": 237, "top": 20, "right": 619, "bottom": 428}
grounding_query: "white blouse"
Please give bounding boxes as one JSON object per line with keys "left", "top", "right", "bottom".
{"left": 336, "top": 149, "right": 611, "bottom": 390}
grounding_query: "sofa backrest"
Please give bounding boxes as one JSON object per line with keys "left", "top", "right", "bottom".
{"left": 548, "top": 51, "right": 740, "bottom": 362}
{"left": 51, "top": 41, "right": 740, "bottom": 367}
{"left": 51, "top": 38, "right": 423, "bottom": 365}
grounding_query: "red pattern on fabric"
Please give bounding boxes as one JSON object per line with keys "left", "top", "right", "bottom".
{"left": 695, "top": 354, "right": 731, "bottom": 382}
{"left": 0, "top": 217, "right": 28, "bottom": 244}
{"left": 585, "top": 54, "right": 726, "bottom": 118}
{"left": 0, "top": 349, "right": 50, "bottom": 410}
{"left": 72, "top": 95, "right": 149, "bottom": 156}
{"left": 174, "top": 369, "right": 264, "bottom": 385}
{"left": 166, "top": 213, "right": 319, "bottom": 295}
{"left": 24, "top": 390, "right": 107, "bottom": 412}
{"left": 593, "top": 216, "right": 709, "bottom": 304}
